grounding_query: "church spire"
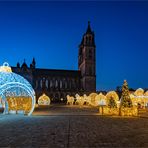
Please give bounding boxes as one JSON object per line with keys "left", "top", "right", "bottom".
{"left": 31, "top": 57, "right": 36, "bottom": 69}
{"left": 32, "top": 57, "right": 36, "bottom": 66}
{"left": 21, "top": 59, "right": 28, "bottom": 70}
{"left": 17, "top": 62, "right": 20, "bottom": 68}
{"left": 86, "top": 21, "right": 92, "bottom": 34}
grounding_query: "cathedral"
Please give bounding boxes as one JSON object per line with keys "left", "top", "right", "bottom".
{"left": 12, "top": 22, "right": 96, "bottom": 102}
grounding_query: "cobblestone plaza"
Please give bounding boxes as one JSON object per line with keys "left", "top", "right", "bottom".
{"left": 0, "top": 105, "right": 148, "bottom": 147}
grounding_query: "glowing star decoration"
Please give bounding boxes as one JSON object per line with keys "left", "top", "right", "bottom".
{"left": 0, "top": 62, "right": 36, "bottom": 116}
{"left": 38, "top": 93, "right": 50, "bottom": 105}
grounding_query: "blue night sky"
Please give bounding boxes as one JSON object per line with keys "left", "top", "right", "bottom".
{"left": 0, "top": 1, "right": 148, "bottom": 91}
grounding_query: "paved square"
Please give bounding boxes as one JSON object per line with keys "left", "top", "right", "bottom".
{"left": 0, "top": 105, "right": 148, "bottom": 147}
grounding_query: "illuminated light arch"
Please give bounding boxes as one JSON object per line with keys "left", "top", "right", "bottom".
{"left": 131, "top": 89, "right": 148, "bottom": 107}
{"left": 106, "top": 91, "right": 119, "bottom": 101}
{"left": 106, "top": 91, "right": 119, "bottom": 106}
{"left": 0, "top": 63, "right": 36, "bottom": 116}
{"left": 144, "top": 91, "right": 148, "bottom": 96}
{"left": 89, "top": 92, "right": 97, "bottom": 105}
{"left": 38, "top": 93, "right": 50, "bottom": 106}
{"left": 95, "top": 93, "right": 106, "bottom": 106}
{"left": 134, "top": 88, "right": 144, "bottom": 96}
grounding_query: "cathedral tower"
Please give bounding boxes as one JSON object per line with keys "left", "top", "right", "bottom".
{"left": 78, "top": 21, "right": 96, "bottom": 92}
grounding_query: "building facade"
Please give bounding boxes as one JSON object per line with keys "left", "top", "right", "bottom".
{"left": 12, "top": 22, "right": 96, "bottom": 102}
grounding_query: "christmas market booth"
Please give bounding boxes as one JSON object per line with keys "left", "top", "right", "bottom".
{"left": 0, "top": 62, "right": 36, "bottom": 116}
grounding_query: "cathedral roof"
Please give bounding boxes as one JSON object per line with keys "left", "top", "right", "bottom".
{"left": 34, "top": 68, "right": 81, "bottom": 77}
{"left": 21, "top": 59, "right": 28, "bottom": 68}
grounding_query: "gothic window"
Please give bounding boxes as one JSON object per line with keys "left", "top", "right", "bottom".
{"left": 50, "top": 79, "right": 53, "bottom": 88}
{"left": 89, "top": 49, "right": 92, "bottom": 59}
{"left": 55, "top": 80, "right": 58, "bottom": 88}
{"left": 35, "top": 80, "right": 38, "bottom": 89}
{"left": 60, "top": 80, "right": 62, "bottom": 89}
{"left": 40, "top": 79, "right": 42, "bottom": 88}
{"left": 85, "top": 36, "right": 88, "bottom": 44}
{"left": 46, "top": 80, "right": 48, "bottom": 88}
{"left": 89, "top": 36, "right": 92, "bottom": 44}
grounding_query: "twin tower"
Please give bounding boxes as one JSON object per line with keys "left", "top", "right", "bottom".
{"left": 79, "top": 21, "right": 96, "bottom": 92}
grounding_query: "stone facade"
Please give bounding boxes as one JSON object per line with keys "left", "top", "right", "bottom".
{"left": 12, "top": 22, "right": 96, "bottom": 102}
{"left": 78, "top": 21, "right": 96, "bottom": 92}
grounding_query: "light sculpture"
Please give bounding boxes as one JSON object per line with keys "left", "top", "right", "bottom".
{"left": 134, "top": 88, "right": 144, "bottom": 96}
{"left": 66, "top": 95, "right": 74, "bottom": 105}
{"left": 96, "top": 93, "right": 106, "bottom": 106}
{"left": 38, "top": 93, "right": 50, "bottom": 105}
{"left": 75, "top": 94, "right": 85, "bottom": 105}
{"left": 0, "top": 62, "right": 36, "bottom": 116}
{"left": 106, "top": 91, "right": 119, "bottom": 107}
{"left": 89, "top": 93, "right": 97, "bottom": 106}
{"left": 131, "top": 88, "right": 148, "bottom": 108}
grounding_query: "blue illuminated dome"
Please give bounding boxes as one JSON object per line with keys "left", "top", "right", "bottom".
{"left": 0, "top": 71, "right": 34, "bottom": 91}
{"left": 0, "top": 62, "right": 35, "bottom": 116}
